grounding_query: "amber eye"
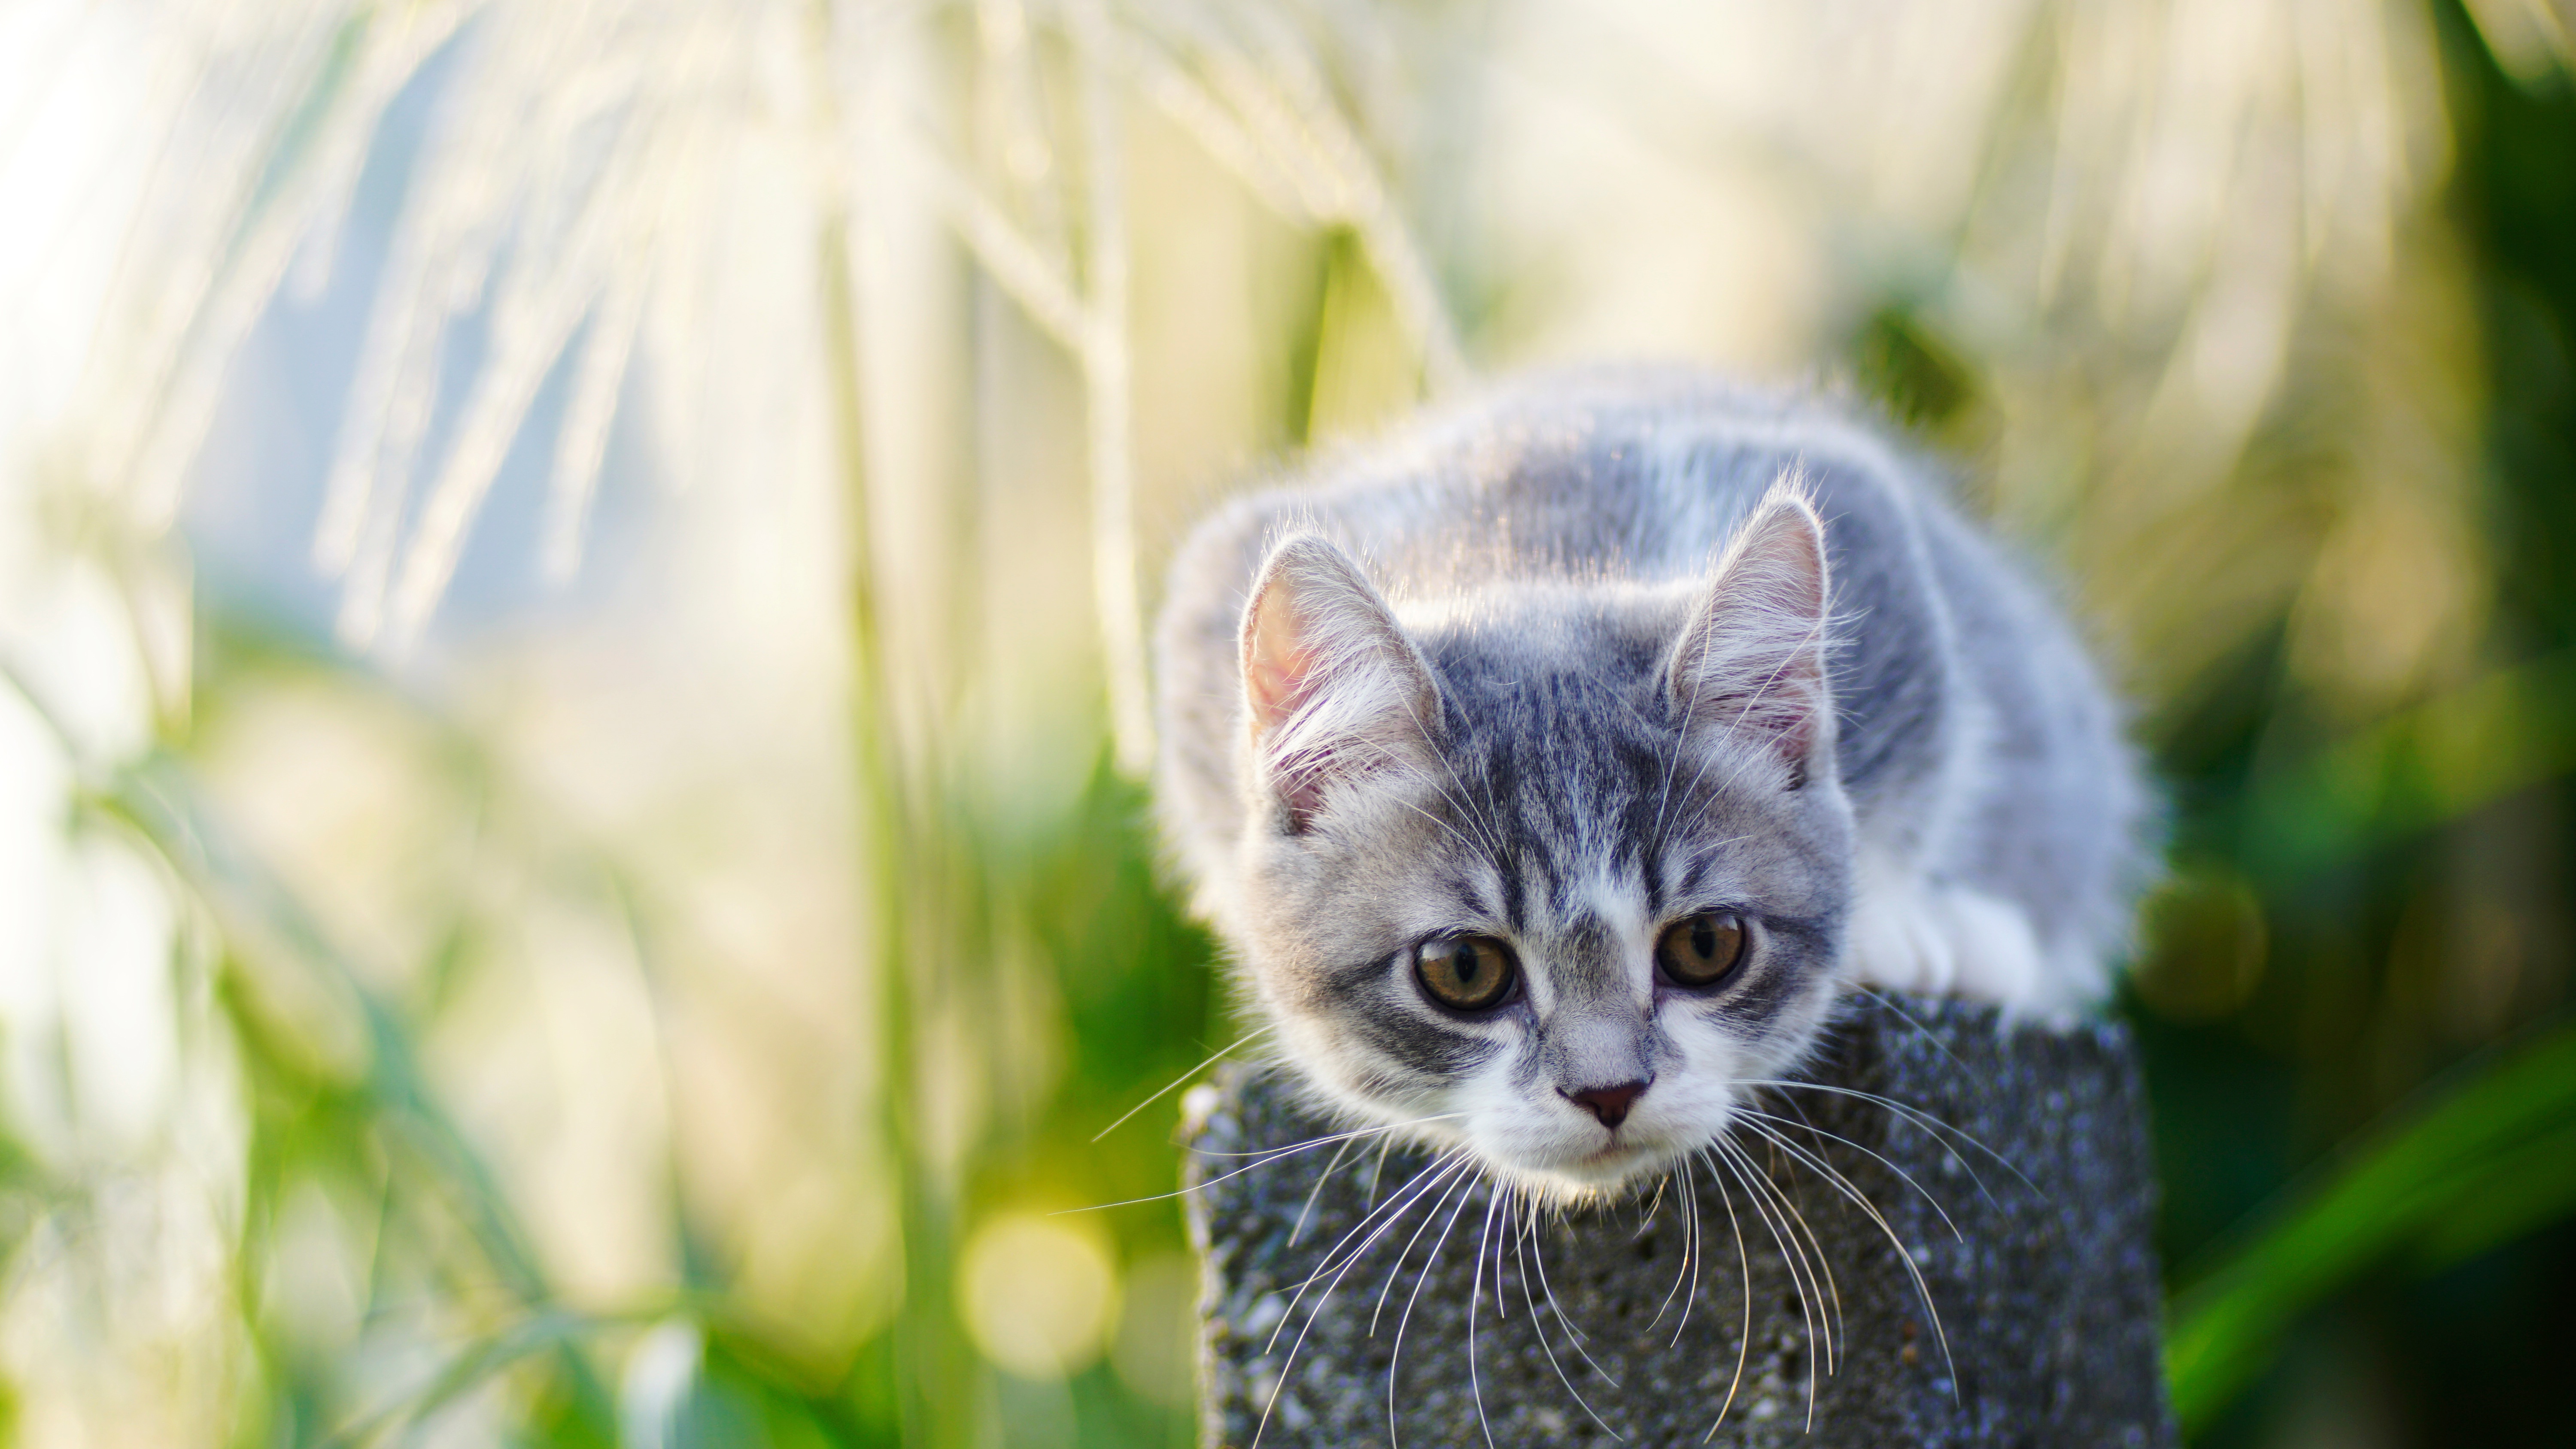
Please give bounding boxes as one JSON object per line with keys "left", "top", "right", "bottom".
{"left": 1656, "top": 912, "right": 1748, "bottom": 988}
{"left": 1414, "top": 935, "right": 1519, "bottom": 1012}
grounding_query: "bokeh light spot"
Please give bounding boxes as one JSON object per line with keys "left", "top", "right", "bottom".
{"left": 959, "top": 1213, "right": 1121, "bottom": 1379}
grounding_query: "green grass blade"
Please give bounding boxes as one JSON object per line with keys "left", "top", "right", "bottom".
{"left": 2166, "top": 1022, "right": 2576, "bottom": 1431}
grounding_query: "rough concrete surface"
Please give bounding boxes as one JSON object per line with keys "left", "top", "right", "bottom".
{"left": 1184, "top": 993, "right": 2177, "bottom": 1448}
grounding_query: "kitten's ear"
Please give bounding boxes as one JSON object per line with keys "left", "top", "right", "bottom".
{"left": 1668, "top": 487, "right": 1834, "bottom": 783}
{"left": 1240, "top": 535, "right": 1440, "bottom": 831}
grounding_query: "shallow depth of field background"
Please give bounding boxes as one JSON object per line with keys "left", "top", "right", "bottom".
{"left": 3, "top": 1, "right": 2574, "bottom": 1446}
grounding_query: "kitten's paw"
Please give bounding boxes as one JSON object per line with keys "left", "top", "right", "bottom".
{"left": 1851, "top": 878, "right": 2045, "bottom": 1006}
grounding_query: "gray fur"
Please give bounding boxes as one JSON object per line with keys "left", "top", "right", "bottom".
{"left": 1152, "top": 367, "right": 2155, "bottom": 1202}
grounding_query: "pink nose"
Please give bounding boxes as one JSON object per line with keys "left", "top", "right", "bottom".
{"left": 1564, "top": 1080, "right": 1648, "bottom": 1129}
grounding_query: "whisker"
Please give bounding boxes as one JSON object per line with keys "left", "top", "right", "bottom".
{"left": 1266, "top": 1152, "right": 1462, "bottom": 1355}
{"left": 1734, "top": 1126, "right": 1848, "bottom": 1367}
{"left": 1526, "top": 1199, "right": 1623, "bottom": 1390}
{"left": 1387, "top": 785, "right": 1493, "bottom": 859}
{"left": 1711, "top": 1136, "right": 1823, "bottom": 1430}
{"left": 1388, "top": 1167, "right": 1485, "bottom": 1448}
{"left": 1289, "top": 1137, "right": 1361, "bottom": 1247}
{"left": 1364, "top": 1132, "right": 1397, "bottom": 1210}
{"left": 1250, "top": 1154, "right": 1468, "bottom": 1449}
{"left": 1343, "top": 725, "right": 1508, "bottom": 865}
{"left": 1188, "top": 1112, "right": 1462, "bottom": 1159}
{"left": 1371, "top": 1161, "right": 1481, "bottom": 1335}
{"left": 1849, "top": 985, "right": 1976, "bottom": 1079}
{"left": 1699, "top": 1149, "right": 1756, "bottom": 1443}
{"left": 1737, "top": 1115, "right": 1957, "bottom": 1387}
{"left": 1510, "top": 1210, "right": 1624, "bottom": 1438}
{"left": 1066, "top": 1114, "right": 1459, "bottom": 1214}
{"left": 1645, "top": 1159, "right": 1695, "bottom": 1333}
{"left": 1468, "top": 1185, "right": 1503, "bottom": 1449}
{"left": 1730, "top": 1079, "right": 2030, "bottom": 1202}
{"left": 1409, "top": 702, "right": 1513, "bottom": 864}
{"left": 1673, "top": 1149, "right": 1707, "bottom": 1347}
{"left": 1091, "top": 1024, "right": 1274, "bottom": 1141}
{"left": 1734, "top": 1130, "right": 1845, "bottom": 1376}
{"left": 1638, "top": 1167, "right": 1673, "bottom": 1231}
{"left": 1738, "top": 1105, "right": 1967, "bottom": 1243}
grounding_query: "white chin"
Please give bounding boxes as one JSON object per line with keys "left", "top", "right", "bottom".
{"left": 1502, "top": 1139, "right": 1674, "bottom": 1199}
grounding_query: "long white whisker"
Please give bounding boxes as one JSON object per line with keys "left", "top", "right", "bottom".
{"left": 1405, "top": 694, "right": 1514, "bottom": 864}
{"left": 1730, "top": 1079, "right": 2029, "bottom": 1201}
{"left": 1849, "top": 985, "right": 1977, "bottom": 1078}
{"left": 1467, "top": 1185, "right": 1502, "bottom": 1449}
{"left": 1700, "top": 1148, "right": 1756, "bottom": 1443}
{"left": 1189, "top": 1112, "right": 1462, "bottom": 1160}
{"left": 1386, "top": 783, "right": 1492, "bottom": 858}
{"left": 1289, "top": 1136, "right": 1361, "bottom": 1247}
{"left": 1336, "top": 726, "right": 1504, "bottom": 864}
{"left": 1638, "top": 1166, "right": 1673, "bottom": 1229}
{"left": 1673, "top": 1148, "right": 1707, "bottom": 1347}
{"left": 1251, "top": 1153, "right": 1468, "bottom": 1449}
{"left": 1645, "top": 1159, "right": 1695, "bottom": 1333}
{"left": 1750, "top": 1127, "right": 1847, "bottom": 1371}
{"left": 1527, "top": 1198, "right": 1622, "bottom": 1390}
{"left": 1364, "top": 1134, "right": 1396, "bottom": 1210}
{"left": 1738, "top": 1105, "right": 1967, "bottom": 1243}
{"left": 1091, "top": 1025, "right": 1274, "bottom": 1141}
{"left": 1712, "top": 1136, "right": 1823, "bottom": 1430}
{"left": 1733, "top": 1125, "right": 1847, "bottom": 1367}
{"left": 1510, "top": 1209, "right": 1624, "bottom": 1438}
{"left": 1388, "top": 1167, "right": 1483, "bottom": 1448}
{"left": 1066, "top": 1114, "right": 1461, "bottom": 1214}
{"left": 1371, "top": 1161, "right": 1480, "bottom": 1334}
{"left": 1738, "top": 1115, "right": 1956, "bottom": 1385}
{"left": 1266, "top": 1152, "right": 1463, "bottom": 1355}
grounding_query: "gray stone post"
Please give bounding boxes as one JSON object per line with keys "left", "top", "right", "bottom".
{"left": 1184, "top": 992, "right": 2177, "bottom": 1447}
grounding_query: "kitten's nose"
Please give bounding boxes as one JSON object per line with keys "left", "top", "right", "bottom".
{"left": 1564, "top": 1079, "right": 1649, "bottom": 1129}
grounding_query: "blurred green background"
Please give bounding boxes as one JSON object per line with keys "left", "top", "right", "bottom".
{"left": 1, "top": 1, "right": 2573, "bottom": 1445}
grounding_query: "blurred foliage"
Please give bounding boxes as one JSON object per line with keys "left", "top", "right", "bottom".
{"left": 2166, "top": 1023, "right": 2576, "bottom": 1431}
{"left": 2126, "top": 6, "right": 2576, "bottom": 1444}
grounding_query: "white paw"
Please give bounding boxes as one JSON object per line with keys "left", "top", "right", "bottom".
{"left": 1850, "top": 878, "right": 2045, "bottom": 1008}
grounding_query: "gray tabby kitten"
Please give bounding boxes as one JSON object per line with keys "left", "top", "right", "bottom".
{"left": 1154, "top": 368, "right": 2151, "bottom": 1202}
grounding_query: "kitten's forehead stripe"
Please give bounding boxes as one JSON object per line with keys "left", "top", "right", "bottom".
{"left": 1496, "top": 837, "right": 1530, "bottom": 932}
{"left": 1544, "top": 912, "right": 1626, "bottom": 998}
{"left": 1674, "top": 849, "right": 1722, "bottom": 907}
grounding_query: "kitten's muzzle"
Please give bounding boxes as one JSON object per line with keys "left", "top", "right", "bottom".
{"left": 1562, "top": 1078, "right": 1650, "bottom": 1129}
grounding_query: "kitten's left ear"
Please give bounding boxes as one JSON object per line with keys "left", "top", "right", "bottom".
{"left": 1239, "top": 535, "right": 1441, "bottom": 831}
{"left": 1668, "top": 485, "right": 1834, "bottom": 784}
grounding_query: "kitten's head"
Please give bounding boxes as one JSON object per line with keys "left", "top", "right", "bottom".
{"left": 1227, "top": 486, "right": 1853, "bottom": 1202}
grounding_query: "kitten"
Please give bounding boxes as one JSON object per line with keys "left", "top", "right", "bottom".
{"left": 1154, "top": 368, "right": 2153, "bottom": 1202}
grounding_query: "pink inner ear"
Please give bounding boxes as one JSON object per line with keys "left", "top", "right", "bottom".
{"left": 1242, "top": 581, "right": 1359, "bottom": 828}
{"left": 1238, "top": 537, "right": 1441, "bottom": 830}
{"left": 1243, "top": 588, "right": 1317, "bottom": 741}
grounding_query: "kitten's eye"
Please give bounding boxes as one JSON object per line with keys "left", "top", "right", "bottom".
{"left": 1656, "top": 912, "right": 1748, "bottom": 988}
{"left": 1414, "top": 935, "right": 1519, "bottom": 1012}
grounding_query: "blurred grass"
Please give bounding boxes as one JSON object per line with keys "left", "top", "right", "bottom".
{"left": 2166, "top": 1022, "right": 2576, "bottom": 1433}
{"left": 153, "top": 617, "right": 1219, "bottom": 1447}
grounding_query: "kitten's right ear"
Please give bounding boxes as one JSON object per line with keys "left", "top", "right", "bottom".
{"left": 1239, "top": 535, "right": 1440, "bottom": 832}
{"left": 1668, "top": 487, "right": 1835, "bottom": 784}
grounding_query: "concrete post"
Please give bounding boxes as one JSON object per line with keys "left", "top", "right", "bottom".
{"left": 1185, "top": 992, "right": 2178, "bottom": 1447}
